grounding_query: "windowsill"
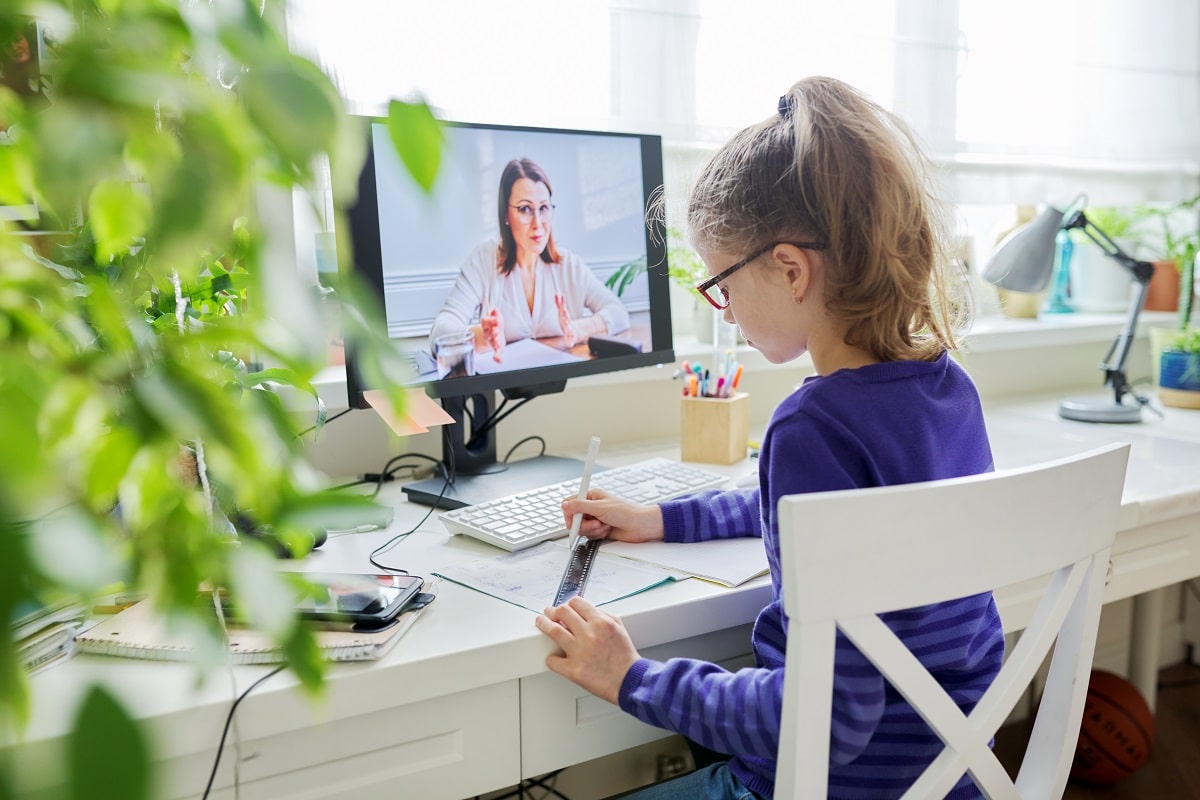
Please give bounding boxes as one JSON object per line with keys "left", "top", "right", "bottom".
{"left": 294, "top": 310, "right": 1181, "bottom": 413}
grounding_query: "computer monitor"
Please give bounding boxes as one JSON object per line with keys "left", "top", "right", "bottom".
{"left": 340, "top": 115, "right": 674, "bottom": 508}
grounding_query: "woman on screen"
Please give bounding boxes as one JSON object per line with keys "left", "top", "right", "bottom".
{"left": 428, "top": 157, "right": 629, "bottom": 364}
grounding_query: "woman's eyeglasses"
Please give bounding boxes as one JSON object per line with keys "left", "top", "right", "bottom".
{"left": 510, "top": 203, "right": 555, "bottom": 224}
{"left": 695, "top": 241, "right": 826, "bottom": 310}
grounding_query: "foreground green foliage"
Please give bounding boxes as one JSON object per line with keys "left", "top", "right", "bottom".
{"left": 0, "top": 2, "right": 441, "bottom": 797}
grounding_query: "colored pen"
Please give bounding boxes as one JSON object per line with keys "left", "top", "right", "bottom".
{"left": 731, "top": 364, "right": 744, "bottom": 391}
{"left": 714, "top": 376, "right": 725, "bottom": 398}
{"left": 568, "top": 436, "right": 602, "bottom": 553}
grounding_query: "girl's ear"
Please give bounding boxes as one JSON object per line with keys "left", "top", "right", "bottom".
{"left": 773, "top": 243, "right": 817, "bottom": 302}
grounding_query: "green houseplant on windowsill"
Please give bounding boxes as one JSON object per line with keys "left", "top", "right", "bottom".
{"left": 1133, "top": 195, "right": 1200, "bottom": 405}
{"left": 1157, "top": 242, "right": 1199, "bottom": 408}
{"left": 660, "top": 226, "right": 719, "bottom": 343}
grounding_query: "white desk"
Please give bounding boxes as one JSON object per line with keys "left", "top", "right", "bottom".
{"left": 7, "top": 394, "right": 1200, "bottom": 800}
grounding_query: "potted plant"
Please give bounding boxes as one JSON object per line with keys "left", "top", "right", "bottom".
{"left": 1, "top": 2, "right": 435, "bottom": 795}
{"left": 1132, "top": 194, "right": 1200, "bottom": 312}
{"left": 1156, "top": 226, "right": 1199, "bottom": 408}
{"left": 603, "top": 225, "right": 715, "bottom": 342}
{"left": 1132, "top": 195, "right": 1200, "bottom": 393}
{"left": 662, "top": 226, "right": 720, "bottom": 342}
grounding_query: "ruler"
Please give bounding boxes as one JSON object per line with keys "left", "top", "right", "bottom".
{"left": 553, "top": 537, "right": 602, "bottom": 605}
{"left": 554, "top": 436, "right": 602, "bottom": 605}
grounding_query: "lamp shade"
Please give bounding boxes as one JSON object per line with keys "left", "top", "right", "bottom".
{"left": 982, "top": 206, "right": 1065, "bottom": 293}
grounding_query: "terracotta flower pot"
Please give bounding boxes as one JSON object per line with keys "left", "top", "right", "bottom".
{"left": 1144, "top": 260, "right": 1180, "bottom": 312}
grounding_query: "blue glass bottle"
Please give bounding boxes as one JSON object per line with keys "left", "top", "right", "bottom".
{"left": 1043, "top": 229, "right": 1074, "bottom": 314}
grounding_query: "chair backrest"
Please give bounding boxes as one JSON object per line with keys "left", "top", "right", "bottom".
{"left": 774, "top": 443, "right": 1130, "bottom": 800}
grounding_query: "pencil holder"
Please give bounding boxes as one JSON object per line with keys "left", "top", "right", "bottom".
{"left": 680, "top": 392, "right": 750, "bottom": 465}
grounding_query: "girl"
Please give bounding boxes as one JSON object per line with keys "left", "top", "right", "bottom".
{"left": 534, "top": 76, "right": 1002, "bottom": 800}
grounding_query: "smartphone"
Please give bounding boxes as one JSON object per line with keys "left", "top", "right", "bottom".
{"left": 292, "top": 573, "right": 423, "bottom": 631}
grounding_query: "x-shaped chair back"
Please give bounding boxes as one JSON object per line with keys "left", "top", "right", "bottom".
{"left": 775, "top": 444, "right": 1130, "bottom": 799}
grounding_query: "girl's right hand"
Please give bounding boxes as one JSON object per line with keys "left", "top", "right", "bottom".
{"left": 561, "top": 489, "right": 665, "bottom": 543}
{"left": 480, "top": 307, "right": 505, "bottom": 361}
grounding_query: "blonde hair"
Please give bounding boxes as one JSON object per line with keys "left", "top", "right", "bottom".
{"left": 686, "top": 76, "right": 969, "bottom": 361}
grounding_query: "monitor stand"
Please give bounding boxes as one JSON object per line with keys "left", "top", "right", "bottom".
{"left": 402, "top": 454, "right": 588, "bottom": 510}
{"left": 401, "top": 387, "right": 591, "bottom": 510}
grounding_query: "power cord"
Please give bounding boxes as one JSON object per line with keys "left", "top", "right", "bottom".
{"left": 503, "top": 436, "right": 547, "bottom": 462}
{"left": 296, "top": 407, "right": 352, "bottom": 439}
{"left": 201, "top": 665, "right": 285, "bottom": 800}
{"left": 465, "top": 395, "right": 535, "bottom": 450}
{"left": 363, "top": 451, "right": 454, "bottom": 572}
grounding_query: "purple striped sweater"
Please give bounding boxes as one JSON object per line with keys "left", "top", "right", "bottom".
{"left": 618, "top": 353, "right": 1003, "bottom": 799}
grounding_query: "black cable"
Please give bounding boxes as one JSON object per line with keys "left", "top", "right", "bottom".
{"left": 465, "top": 395, "right": 535, "bottom": 450}
{"left": 368, "top": 452, "right": 446, "bottom": 499}
{"left": 464, "top": 395, "right": 508, "bottom": 450}
{"left": 366, "top": 454, "right": 453, "bottom": 572}
{"left": 297, "top": 407, "right": 352, "bottom": 438}
{"left": 503, "top": 435, "right": 547, "bottom": 463}
{"left": 202, "top": 665, "right": 285, "bottom": 799}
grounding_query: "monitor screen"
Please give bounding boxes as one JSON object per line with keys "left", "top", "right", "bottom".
{"left": 340, "top": 116, "right": 674, "bottom": 507}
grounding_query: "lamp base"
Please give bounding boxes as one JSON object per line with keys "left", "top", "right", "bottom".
{"left": 1058, "top": 397, "right": 1143, "bottom": 424}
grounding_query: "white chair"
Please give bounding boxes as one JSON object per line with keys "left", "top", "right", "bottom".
{"left": 774, "top": 443, "right": 1130, "bottom": 799}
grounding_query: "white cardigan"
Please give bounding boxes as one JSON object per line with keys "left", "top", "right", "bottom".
{"left": 429, "top": 239, "right": 630, "bottom": 350}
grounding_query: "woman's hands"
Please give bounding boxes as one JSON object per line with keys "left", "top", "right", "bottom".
{"left": 561, "top": 489, "right": 665, "bottom": 543}
{"left": 480, "top": 306, "right": 505, "bottom": 361}
{"left": 535, "top": 596, "right": 640, "bottom": 705}
{"left": 554, "top": 293, "right": 581, "bottom": 348}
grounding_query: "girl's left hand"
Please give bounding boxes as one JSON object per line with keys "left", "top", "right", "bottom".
{"left": 554, "top": 294, "right": 580, "bottom": 349}
{"left": 535, "top": 596, "right": 640, "bottom": 705}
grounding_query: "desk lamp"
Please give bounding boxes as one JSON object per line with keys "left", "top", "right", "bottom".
{"left": 983, "top": 203, "right": 1155, "bottom": 423}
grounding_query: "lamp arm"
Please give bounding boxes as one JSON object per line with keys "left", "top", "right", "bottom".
{"left": 1062, "top": 210, "right": 1155, "bottom": 285}
{"left": 1099, "top": 279, "right": 1151, "bottom": 406}
{"left": 1061, "top": 209, "right": 1156, "bottom": 409}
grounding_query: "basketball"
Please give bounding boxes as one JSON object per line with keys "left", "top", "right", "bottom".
{"left": 1070, "top": 670, "right": 1155, "bottom": 785}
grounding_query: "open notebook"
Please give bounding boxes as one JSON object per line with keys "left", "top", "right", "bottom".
{"left": 75, "top": 581, "right": 438, "bottom": 665}
{"left": 434, "top": 536, "right": 768, "bottom": 613}
{"left": 600, "top": 537, "right": 769, "bottom": 588}
{"left": 434, "top": 541, "right": 676, "bottom": 613}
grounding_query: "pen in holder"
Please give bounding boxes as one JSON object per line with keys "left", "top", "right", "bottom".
{"left": 680, "top": 392, "right": 750, "bottom": 465}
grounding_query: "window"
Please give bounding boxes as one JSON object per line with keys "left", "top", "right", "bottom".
{"left": 286, "top": 0, "right": 1200, "bottom": 311}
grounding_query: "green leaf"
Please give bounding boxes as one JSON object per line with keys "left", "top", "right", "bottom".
{"left": 0, "top": 515, "right": 34, "bottom": 729}
{"left": 0, "top": 144, "right": 28, "bottom": 207}
{"left": 386, "top": 100, "right": 444, "bottom": 193}
{"left": 88, "top": 179, "right": 152, "bottom": 262}
{"left": 69, "top": 686, "right": 151, "bottom": 800}
{"left": 281, "top": 625, "right": 325, "bottom": 695}
{"left": 239, "top": 56, "right": 340, "bottom": 175}
{"left": 86, "top": 428, "right": 140, "bottom": 508}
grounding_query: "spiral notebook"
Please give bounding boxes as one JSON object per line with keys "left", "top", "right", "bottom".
{"left": 75, "top": 581, "right": 438, "bottom": 665}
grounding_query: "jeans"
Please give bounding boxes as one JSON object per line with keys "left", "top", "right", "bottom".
{"left": 608, "top": 763, "right": 761, "bottom": 800}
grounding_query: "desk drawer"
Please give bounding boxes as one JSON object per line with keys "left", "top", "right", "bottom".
{"left": 173, "top": 681, "right": 519, "bottom": 800}
{"left": 521, "top": 624, "right": 753, "bottom": 778}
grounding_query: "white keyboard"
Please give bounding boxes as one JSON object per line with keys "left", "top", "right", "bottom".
{"left": 439, "top": 458, "right": 730, "bottom": 551}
